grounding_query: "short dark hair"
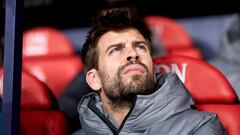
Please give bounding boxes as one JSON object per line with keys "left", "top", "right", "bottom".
{"left": 81, "top": 1, "right": 152, "bottom": 72}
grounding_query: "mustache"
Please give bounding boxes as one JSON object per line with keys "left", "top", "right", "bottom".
{"left": 119, "top": 60, "right": 149, "bottom": 74}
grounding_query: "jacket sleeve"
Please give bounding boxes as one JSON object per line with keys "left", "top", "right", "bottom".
{"left": 193, "top": 114, "right": 228, "bottom": 135}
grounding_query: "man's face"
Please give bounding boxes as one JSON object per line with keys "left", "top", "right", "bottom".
{"left": 97, "top": 28, "right": 155, "bottom": 102}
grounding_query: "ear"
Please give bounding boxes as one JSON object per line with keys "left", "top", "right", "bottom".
{"left": 86, "top": 69, "right": 102, "bottom": 91}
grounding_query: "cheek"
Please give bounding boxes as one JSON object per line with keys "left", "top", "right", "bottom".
{"left": 100, "top": 59, "right": 121, "bottom": 76}
{"left": 143, "top": 55, "right": 154, "bottom": 71}
{"left": 148, "top": 62, "right": 154, "bottom": 73}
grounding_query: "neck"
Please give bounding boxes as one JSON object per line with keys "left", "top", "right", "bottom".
{"left": 100, "top": 92, "right": 133, "bottom": 126}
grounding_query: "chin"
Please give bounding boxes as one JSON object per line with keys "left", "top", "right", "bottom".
{"left": 125, "top": 75, "right": 144, "bottom": 85}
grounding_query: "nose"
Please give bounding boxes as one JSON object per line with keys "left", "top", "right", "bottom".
{"left": 126, "top": 48, "right": 139, "bottom": 61}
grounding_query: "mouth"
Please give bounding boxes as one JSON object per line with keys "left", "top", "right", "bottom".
{"left": 122, "top": 64, "right": 146, "bottom": 75}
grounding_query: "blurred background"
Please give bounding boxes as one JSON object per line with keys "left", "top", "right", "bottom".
{"left": 0, "top": 0, "right": 240, "bottom": 134}
{"left": 1, "top": 0, "right": 240, "bottom": 57}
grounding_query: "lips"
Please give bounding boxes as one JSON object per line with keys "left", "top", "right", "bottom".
{"left": 122, "top": 64, "right": 146, "bottom": 75}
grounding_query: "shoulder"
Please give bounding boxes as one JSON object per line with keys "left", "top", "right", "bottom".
{"left": 146, "top": 109, "right": 227, "bottom": 135}
{"left": 71, "top": 129, "right": 88, "bottom": 135}
{"left": 180, "top": 109, "right": 227, "bottom": 135}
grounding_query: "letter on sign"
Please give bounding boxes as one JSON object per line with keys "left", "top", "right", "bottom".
{"left": 155, "top": 63, "right": 188, "bottom": 83}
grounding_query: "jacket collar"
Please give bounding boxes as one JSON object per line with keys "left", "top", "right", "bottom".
{"left": 78, "top": 73, "right": 194, "bottom": 134}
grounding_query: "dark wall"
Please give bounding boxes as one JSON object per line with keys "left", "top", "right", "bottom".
{"left": 1, "top": 0, "right": 240, "bottom": 37}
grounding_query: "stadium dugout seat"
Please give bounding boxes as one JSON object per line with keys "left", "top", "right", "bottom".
{"left": 0, "top": 68, "right": 69, "bottom": 135}
{"left": 22, "top": 26, "right": 84, "bottom": 99}
{"left": 153, "top": 56, "right": 240, "bottom": 135}
{"left": 22, "top": 56, "right": 83, "bottom": 99}
{"left": 145, "top": 16, "right": 203, "bottom": 59}
{"left": 153, "top": 56, "right": 237, "bottom": 103}
{"left": 22, "top": 26, "right": 74, "bottom": 57}
{"left": 167, "top": 47, "right": 203, "bottom": 59}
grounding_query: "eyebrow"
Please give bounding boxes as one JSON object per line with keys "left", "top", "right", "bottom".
{"left": 105, "top": 40, "right": 150, "bottom": 53}
{"left": 132, "top": 41, "right": 148, "bottom": 46}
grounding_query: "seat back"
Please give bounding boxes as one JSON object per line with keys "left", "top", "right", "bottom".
{"left": 145, "top": 16, "right": 194, "bottom": 49}
{"left": 0, "top": 68, "right": 69, "bottom": 135}
{"left": 0, "top": 68, "right": 53, "bottom": 109}
{"left": 168, "top": 47, "right": 203, "bottom": 59}
{"left": 23, "top": 56, "right": 84, "bottom": 99}
{"left": 22, "top": 26, "right": 84, "bottom": 99}
{"left": 153, "top": 55, "right": 237, "bottom": 103}
{"left": 23, "top": 26, "right": 74, "bottom": 57}
{"left": 145, "top": 16, "right": 203, "bottom": 59}
{"left": 20, "top": 111, "right": 68, "bottom": 135}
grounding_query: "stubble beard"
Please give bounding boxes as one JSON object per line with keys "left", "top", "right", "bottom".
{"left": 99, "top": 61, "right": 155, "bottom": 111}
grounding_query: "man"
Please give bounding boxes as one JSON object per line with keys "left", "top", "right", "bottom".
{"left": 73, "top": 2, "right": 227, "bottom": 135}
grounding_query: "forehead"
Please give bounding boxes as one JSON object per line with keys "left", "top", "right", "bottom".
{"left": 97, "top": 28, "right": 146, "bottom": 50}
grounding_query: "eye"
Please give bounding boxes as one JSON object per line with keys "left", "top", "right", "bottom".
{"left": 109, "top": 47, "right": 121, "bottom": 55}
{"left": 136, "top": 44, "right": 148, "bottom": 51}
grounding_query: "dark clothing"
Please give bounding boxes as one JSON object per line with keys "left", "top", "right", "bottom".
{"left": 59, "top": 71, "right": 92, "bottom": 133}
{"left": 208, "top": 14, "right": 240, "bottom": 100}
{"left": 73, "top": 73, "right": 227, "bottom": 135}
